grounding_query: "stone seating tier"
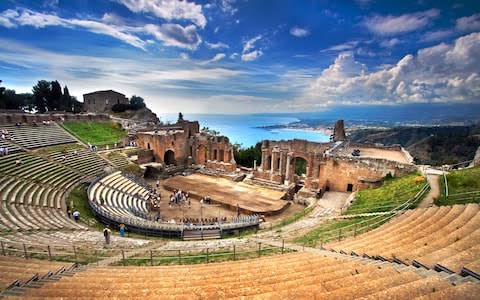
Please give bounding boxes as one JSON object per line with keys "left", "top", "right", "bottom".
{"left": 0, "top": 256, "right": 72, "bottom": 292}
{"left": 1, "top": 124, "right": 76, "bottom": 149}
{"left": 328, "top": 204, "right": 480, "bottom": 274}
{"left": 2, "top": 252, "right": 478, "bottom": 299}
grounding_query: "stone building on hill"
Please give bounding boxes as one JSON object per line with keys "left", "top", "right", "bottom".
{"left": 83, "top": 90, "right": 129, "bottom": 112}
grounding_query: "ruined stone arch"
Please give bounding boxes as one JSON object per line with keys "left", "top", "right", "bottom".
{"left": 293, "top": 156, "right": 308, "bottom": 176}
{"left": 164, "top": 150, "right": 176, "bottom": 165}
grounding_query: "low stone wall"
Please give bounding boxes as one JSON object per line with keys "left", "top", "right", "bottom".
{"left": 0, "top": 112, "right": 110, "bottom": 125}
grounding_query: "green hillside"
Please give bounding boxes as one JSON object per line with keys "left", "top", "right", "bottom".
{"left": 61, "top": 120, "right": 127, "bottom": 146}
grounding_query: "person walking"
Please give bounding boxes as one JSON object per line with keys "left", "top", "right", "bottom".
{"left": 72, "top": 210, "right": 80, "bottom": 222}
{"left": 119, "top": 224, "right": 126, "bottom": 237}
{"left": 103, "top": 226, "right": 112, "bottom": 245}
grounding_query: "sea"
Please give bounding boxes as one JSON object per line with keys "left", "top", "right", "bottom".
{"left": 158, "top": 113, "right": 330, "bottom": 148}
{"left": 158, "top": 103, "right": 480, "bottom": 148}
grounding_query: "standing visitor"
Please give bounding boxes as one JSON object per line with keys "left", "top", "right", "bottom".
{"left": 103, "top": 226, "right": 112, "bottom": 245}
{"left": 119, "top": 224, "right": 126, "bottom": 237}
{"left": 72, "top": 210, "right": 80, "bottom": 222}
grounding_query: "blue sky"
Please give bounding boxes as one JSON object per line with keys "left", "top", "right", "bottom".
{"left": 0, "top": 0, "right": 479, "bottom": 114}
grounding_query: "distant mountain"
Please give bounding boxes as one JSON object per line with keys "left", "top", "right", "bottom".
{"left": 348, "top": 125, "right": 480, "bottom": 166}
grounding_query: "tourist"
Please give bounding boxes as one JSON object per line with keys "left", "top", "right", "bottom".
{"left": 4, "top": 147, "right": 8, "bottom": 156}
{"left": 72, "top": 210, "right": 80, "bottom": 222}
{"left": 0, "top": 147, "right": 4, "bottom": 156}
{"left": 103, "top": 226, "right": 112, "bottom": 244}
{"left": 66, "top": 206, "right": 72, "bottom": 219}
{"left": 119, "top": 224, "right": 126, "bottom": 237}
{"left": 156, "top": 179, "right": 160, "bottom": 189}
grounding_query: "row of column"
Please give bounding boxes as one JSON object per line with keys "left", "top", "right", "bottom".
{"left": 260, "top": 148, "right": 319, "bottom": 185}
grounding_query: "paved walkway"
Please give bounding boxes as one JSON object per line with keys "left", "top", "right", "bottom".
{"left": 253, "top": 192, "right": 351, "bottom": 241}
{"left": 418, "top": 167, "right": 446, "bottom": 208}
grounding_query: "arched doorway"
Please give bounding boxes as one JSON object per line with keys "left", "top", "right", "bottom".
{"left": 294, "top": 157, "right": 307, "bottom": 176}
{"left": 164, "top": 150, "right": 176, "bottom": 165}
{"left": 266, "top": 155, "right": 272, "bottom": 170}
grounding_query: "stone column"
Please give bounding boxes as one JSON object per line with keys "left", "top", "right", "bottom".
{"left": 307, "top": 153, "right": 314, "bottom": 177}
{"left": 284, "top": 153, "right": 292, "bottom": 185}
{"left": 279, "top": 151, "right": 284, "bottom": 176}
{"left": 261, "top": 150, "right": 267, "bottom": 170}
{"left": 270, "top": 150, "right": 276, "bottom": 181}
{"left": 313, "top": 153, "right": 320, "bottom": 178}
{"left": 253, "top": 160, "right": 257, "bottom": 171}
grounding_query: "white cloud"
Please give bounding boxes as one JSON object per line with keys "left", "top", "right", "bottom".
{"left": 219, "top": 0, "right": 238, "bottom": 16}
{"left": 199, "top": 53, "right": 226, "bottom": 65}
{"left": 0, "top": 8, "right": 204, "bottom": 50}
{"left": 363, "top": 9, "right": 439, "bottom": 35}
{"left": 115, "top": 0, "right": 207, "bottom": 28}
{"left": 242, "top": 35, "right": 261, "bottom": 53}
{"left": 43, "top": 0, "right": 59, "bottom": 8}
{"left": 296, "top": 32, "right": 480, "bottom": 109}
{"left": 0, "top": 38, "right": 243, "bottom": 103}
{"left": 241, "top": 35, "right": 263, "bottom": 61}
{"left": 456, "top": 13, "right": 480, "bottom": 32}
{"left": 290, "top": 26, "right": 310, "bottom": 37}
{"left": 144, "top": 23, "right": 201, "bottom": 50}
{"left": 422, "top": 29, "right": 454, "bottom": 42}
{"left": 230, "top": 52, "right": 238, "bottom": 59}
{"left": 241, "top": 50, "right": 262, "bottom": 61}
{"left": 380, "top": 38, "right": 401, "bottom": 48}
{"left": 205, "top": 41, "right": 229, "bottom": 49}
{"left": 0, "top": 9, "right": 18, "bottom": 28}
{"left": 180, "top": 53, "right": 189, "bottom": 60}
{"left": 321, "top": 41, "right": 359, "bottom": 52}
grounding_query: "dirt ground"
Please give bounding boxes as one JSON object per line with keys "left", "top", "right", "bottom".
{"left": 337, "top": 146, "right": 410, "bottom": 164}
{"left": 145, "top": 174, "right": 305, "bottom": 223}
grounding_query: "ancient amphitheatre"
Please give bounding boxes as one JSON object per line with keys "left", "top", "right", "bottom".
{"left": 0, "top": 111, "right": 479, "bottom": 299}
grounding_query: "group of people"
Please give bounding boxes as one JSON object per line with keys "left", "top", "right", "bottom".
{"left": 31, "top": 120, "right": 52, "bottom": 127}
{"left": 146, "top": 190, "right": 161, "bottom": 209}
{"left": 180, "top": 216, "right": 227, "bottom": 225}
{"left": 169, "top": 189, "right": 190, "bottom": 207}
{"left": 0, "top": 146, "right": 9, "bottom": 156}
{"left": 1, "top": 128, "right": 13, "bottom": 141}
{"left": 102, "top": 223, "right": 127, "bottom": 245}
{"left": 66, "top": 206, "right": 81, "bottom": 222}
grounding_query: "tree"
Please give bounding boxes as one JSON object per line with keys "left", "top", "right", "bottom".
{"left": 130, "top": 95, "right": 146, "bottom": 109}
{"left": 234, "top": 142, "right": 262, "bottom": 168}
{"left": 32, "top": 80, "right": 51, "bottom": 113}
{"left": 48, "top": 80, "right": 62, "bottom": 110}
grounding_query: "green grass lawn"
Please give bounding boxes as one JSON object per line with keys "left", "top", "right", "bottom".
{"left": 67, "top": 184, "right": 103, "bottom": 230}
{"left": 437, "top": 166, "right": 480, "bottom": 205}
{"left": 345, "top": 173, "right": 426, "bottom": 215}
{"left": 293, "top": 215, "right": 392, "bottom": 247}
{"left": 61, "top": 121, "right": 127, "bottom": 146}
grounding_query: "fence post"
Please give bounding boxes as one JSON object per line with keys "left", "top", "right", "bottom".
{"left": 320, "top": 238, "right": 324, "bottom": 250}
{"left": 95, "top": 250, "right": 99, "bottom": 266}
{"left": 23, "top": 243, "right": 28, "bottom": 259}
{"left": 150, "top": 250, "right": 153, "bottom": 266}
{"left": 1, "top": 241, "right": 5, "bottom": 256}
{"left": 121, "top": 250, "right": 125, "bottom": 266}
{"left": 206, "top": 248, "right": 209, "bottom": 263}
{"left": 258, "top": 242, "right": 261, "bottom": 257}
{"left": 47, "top": 245, "right": 52, "bottom": 261}
{"left": 354, "top": 224, "right": 357, "bottom": 237}
{"left": 281, "top": 239, "right": 285, "bottom": 254}
{"left": 233, "top": 245, "right": 236, "bottom": 261}
{"left": 178, "top": 250, "right": 181, "bottom": 264}
{"left": 73, "top": 246, "right": 77, "bottom": 263}
{"left": 338, "top": 229, "right": 342, "bottom": 242}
